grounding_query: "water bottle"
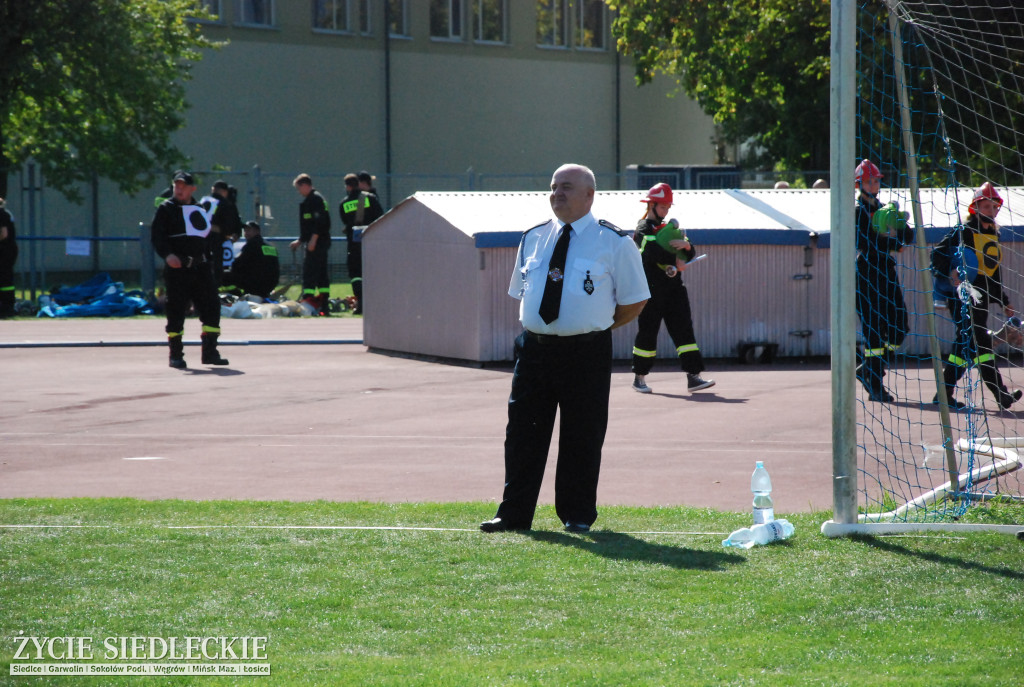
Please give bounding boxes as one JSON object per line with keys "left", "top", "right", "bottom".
{"left": 751, "top": 461, "right": 774, "bottom": 524}
{"left": 722, "top": 519, "right": 795, "bottom": 549}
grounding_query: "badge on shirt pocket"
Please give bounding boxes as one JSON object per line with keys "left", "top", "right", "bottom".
{"left": 568, "top": 258, "right": 606, "bottom": 296}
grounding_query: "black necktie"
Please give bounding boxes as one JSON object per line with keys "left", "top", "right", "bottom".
{"left": 538, "top": 223, "right": 572, "bottom": 324}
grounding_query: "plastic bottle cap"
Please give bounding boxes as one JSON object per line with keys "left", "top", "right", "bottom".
{"left": 755, "top": 461, "right": 764, "bottom": 468}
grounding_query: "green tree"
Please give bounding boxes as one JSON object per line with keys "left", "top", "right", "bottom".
{"left": 608, "top": 0, "right": 831, "bottom": 171}
{"left": 0, "top": 0, "right": 219, "bottom": 201}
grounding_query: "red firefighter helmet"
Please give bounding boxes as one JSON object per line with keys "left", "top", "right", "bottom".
{"left": 642, "top": 182, "right": 674, "bottom": 205}
{"left": 968, "top": 181, "right": 1003, "bottom": 215}
{"left": 854, "top": 159, "right": 883, "bottom": 184}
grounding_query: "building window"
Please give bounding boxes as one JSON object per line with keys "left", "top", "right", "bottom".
{"left": 238, "top": 0, "right": 274, "bottom": 26}
{"left": 313, "top": 0, "right": 371, "bottom": 34}
{"left": 314, "top": 0, "right": 350, "bottom": 31}
{"left": 430, "top": 0, "right": 462, "bottom": 40}
{"left": 387, "top": 0, "right": 408, "bottom": 37}
{"left": 198, "top": 0, "right": 223, "bottom": 20}
{"left": 358, "top": 0, "right": 371, "bottom": 34}
{"left": 576, "top": 0, "right": 606, "bottom": 50}
{"left": 473, "top": 0, "right": 505, "bottom": 43}
{"left": 536, "top": 0, "right": 567, "bottom": 48}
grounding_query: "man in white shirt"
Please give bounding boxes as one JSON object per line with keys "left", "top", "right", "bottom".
{"left": 481, "top": 164, "right": 649, "bottom": 533}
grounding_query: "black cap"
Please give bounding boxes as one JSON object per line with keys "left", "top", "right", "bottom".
{"left": 213, "top": 179, "right": 229, "bottom": 191}
{"left": 357, "top": 171, "right": 373, "bottom": 184}
{"left": 172, "top": 170, "right": 196, "bottom": 185}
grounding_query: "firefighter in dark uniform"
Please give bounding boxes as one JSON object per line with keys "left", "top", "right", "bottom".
{"left": 0, "top": 198, "right": 17, "bottom": 318}
{"left": 630, "top": 183, "right": 714, "bottom": 394}
{"left": 854, "top": 159, "right": 912, "bottom": 403}
{"left": 339, "top": 173, "right": 384, "bottom": 315}
{"left": 931, "top": 181, "right": 1020, "bottom": 410}
{"left": 289, "top": 173, "right": 331, "bottom": 315}
{"left": 224, "top": 221, "right": 280, "bottom": 299}
{"left": 201, "top": 180, "right": 242, "bottom": 287}
{"left": 480, "top": 164, "right": 649, "bottom": 534}
{"left": 151, "top": 171, "right": 228, "bottom": 369}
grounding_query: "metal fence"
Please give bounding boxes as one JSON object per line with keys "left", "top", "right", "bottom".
{"left": 14, "top": 230, "right": 352, "bottom": 303}
{"left": 8, "top": 165, "right": 831, "bottom": 302}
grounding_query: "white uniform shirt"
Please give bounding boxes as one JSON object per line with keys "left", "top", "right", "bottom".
{"left": 509, "top": 211, "right": 650, "bottom": 336}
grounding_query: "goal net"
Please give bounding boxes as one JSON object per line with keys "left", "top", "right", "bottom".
{"left": 829, "top": 0, "right": 1024, "bottom": 533}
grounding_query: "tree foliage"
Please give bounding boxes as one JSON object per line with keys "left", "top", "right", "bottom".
{"left": 867, "top": 1, "right": 1024, "bottom": 188}
{"left": 608, "top": 0, "right": 831, "bottom": 171}
{"left": 0, "top": 0, "right": 219, "bottom": 201}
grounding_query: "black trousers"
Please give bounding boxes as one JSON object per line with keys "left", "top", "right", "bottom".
{"left": 0, "top": 249, "right": 16, "bottom": 313}
{"left": 855, "top": 255, "right": 908, "bottom": 388}
{"left": 942, "top": 296, "right": 1008, "bottom": 401}
{"left": 496, "top": 329, "right": 612, "bottom": 527}
{"left": 856, "top": 257, "right": 909, "bottom": 347}
{"left": 347, "top": 242, "right": 363, "bottom": 307}
{"left": 164, "top": 263, "right": 221, "bottom": 336}
{"left": 631, "top": 278, "right": 703, "bottom": 375}
{"left": 302, "top": 245, "right": 330, "bottom": 295}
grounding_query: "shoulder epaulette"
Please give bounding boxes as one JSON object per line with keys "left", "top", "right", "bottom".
{"left": 598, "top": 219, "right": 629, "bottom": 237}
{"left": 523, "top": 220, "right": 550, "bottom": 235}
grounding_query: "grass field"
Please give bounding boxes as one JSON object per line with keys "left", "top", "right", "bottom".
{"left": 2, "top": 500, "right": 1022, "bottom": 686}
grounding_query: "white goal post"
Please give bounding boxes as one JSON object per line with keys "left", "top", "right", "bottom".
{"left": 823, "top": 0, "right": 1024, "bottom": 537}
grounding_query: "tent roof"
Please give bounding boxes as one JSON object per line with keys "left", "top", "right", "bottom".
{"left": 377, "top": 186, "right": 1024, "bottom": 249}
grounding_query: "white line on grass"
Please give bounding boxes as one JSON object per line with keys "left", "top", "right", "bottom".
{"left": 167, "top": 526, "right": 728, "bottom": 536}
{"left": 1, "top": 524, "right": 727, "bottom": 535}
{"left": 0, "top": 528, "right": 113, "bottom": 532}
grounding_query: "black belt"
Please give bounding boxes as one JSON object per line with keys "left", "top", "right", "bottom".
{"left": 525, "top": 329, "right": 607, "bottom": 345}
{"left": 173, "top": 254, "right": 208, "bottom": 269}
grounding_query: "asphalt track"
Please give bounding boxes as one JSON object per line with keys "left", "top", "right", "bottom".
{"left": 0, "top": 317, "right": 836, "bottom": 517}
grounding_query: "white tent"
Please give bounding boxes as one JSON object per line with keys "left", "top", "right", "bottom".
{"left": 361, "top": 187, "right": 1024, "bottom": 364}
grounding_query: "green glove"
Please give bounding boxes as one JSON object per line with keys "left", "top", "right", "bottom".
{"left": 653, "top": 219, "right": 690, "bottom": 260}
{"left": 872, "top": 202, "right": 909, "bottom": 234}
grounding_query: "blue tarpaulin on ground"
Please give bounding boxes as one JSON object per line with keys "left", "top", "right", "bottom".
{"left": 36, "top": 273, "right": 153, "bottom": 318}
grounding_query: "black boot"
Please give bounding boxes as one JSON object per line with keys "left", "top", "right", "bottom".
{"left": 168, "top": 334, "right": 187, "bottom": 369}
{"left": 998, "top": 389, "right": 1022, "bottom": 410}
{"left": 352, "top": 279, "right": 363, "bottom": 315}
{"left": 979, "top": 361, "right": 1020, "bottom": 410}
{"left": 856, "top": 356, "right": 892, "bottom": 402}
{"left": 201, "top": 334, "right": 229, "bottom": 365}
{"left": 932, "top": 362, "right": 966, "bottom": 409}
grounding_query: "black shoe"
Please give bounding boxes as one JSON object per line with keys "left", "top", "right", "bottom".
{"left": 480, "top": 517, "right": 530, "bottom": 533}
{"left": 999, "top": 389, "right": 1022, "bottom": 410}
{"left": 563, "top": 521, "right": 591, "bottom": 533}
{"left": 686, "top": 374, "right": 715, "bottom": 392}
{"left": 169, "top": 356, "right": 187, "bottom": 369}
{"left": 931, "top": 394, "right": 967, "bottom": 411}
{"left": 855, "top": 365, "right": 878, "bottom": 396}
{"left": 857, "top": 366, "right": 892, "bottom": 402}
{"left": 855, "top": 365, "right": 870, "bottom": 391}
{"left": 201, "top": 352, "right": 230, "bottom": 366}
{"left": 867, "top": 387, "right": 894, "bottom": 403}
{"left": 632, "top": 375, "right": 652, "bottom": 394}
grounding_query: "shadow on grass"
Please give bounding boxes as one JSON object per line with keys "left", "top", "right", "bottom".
{"left": 853, "top": 535, "right": 1024, "bottom": 581}
{"left": 526, "top": 530, "right": 744, "bottom": 571}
